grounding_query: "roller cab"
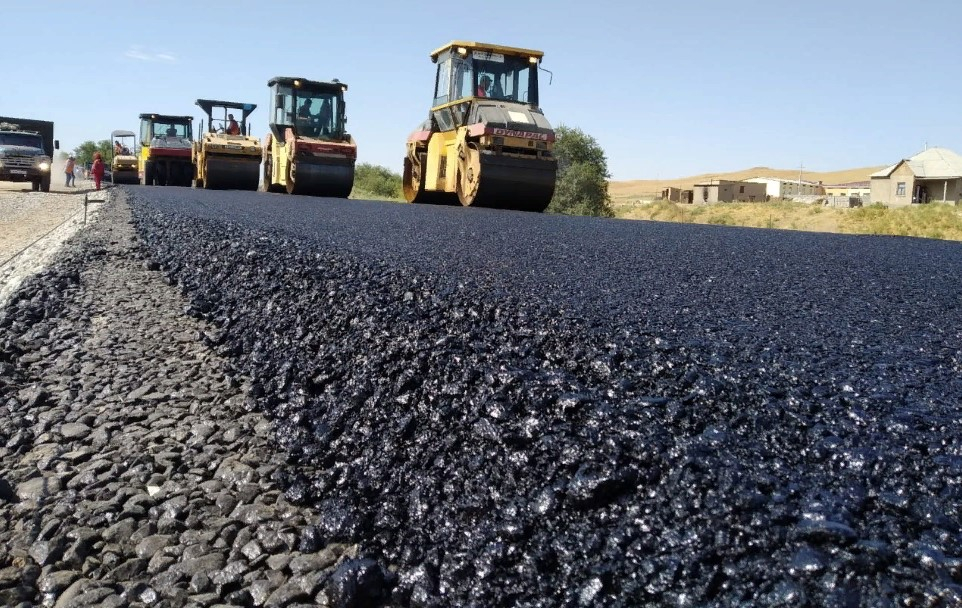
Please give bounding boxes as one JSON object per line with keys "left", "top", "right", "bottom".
{"left": 138, "top": 114, "right": 195, "bottom": 186}
{"left": 403, "top": 41, "right": 557, "bottom": 212}
{"left": 263, "top": 77, "right": 356, "bottom": 198}
{"left": 193, "top": 99, "right": 261, "bottom": 191}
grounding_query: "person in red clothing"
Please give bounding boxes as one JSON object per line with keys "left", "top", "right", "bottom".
{"left": 477, "top": 74, "right": 491, "bottom": 97}
{"left": 91, "top": 152, "right": 105, "bottom": 191}
{"left": 226, "top": 114, "right": 241, "bottom": 135}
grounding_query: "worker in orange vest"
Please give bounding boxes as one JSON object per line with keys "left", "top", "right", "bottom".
{"left": 65, "top": 156, "right": 76, "bottom": 187}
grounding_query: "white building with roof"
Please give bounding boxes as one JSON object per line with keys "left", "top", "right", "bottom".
{"left": 743, "top": 177, "right": 824, "bottom": 199}
{"left": 870, "top": 147, "right": 962, "bottom": 205}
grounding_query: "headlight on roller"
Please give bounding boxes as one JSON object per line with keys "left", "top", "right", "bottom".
{"left": 39, "top": 161, "right": 50, "bottom": 171}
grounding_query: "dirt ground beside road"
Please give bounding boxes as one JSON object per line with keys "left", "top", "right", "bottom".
{"left": 0, "top": 181, "right": 107, "bottom": 306}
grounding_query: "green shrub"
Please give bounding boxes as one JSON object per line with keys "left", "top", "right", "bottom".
{"left": 547, "top": 126, "right": 614, "bottom": 217}
{"left": 353, "top": 163, "right": 403, "bottom": 200}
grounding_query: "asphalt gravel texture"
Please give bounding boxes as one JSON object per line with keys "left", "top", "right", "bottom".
{"left": 15, "top": 186, "right": 962, "bottom": 606}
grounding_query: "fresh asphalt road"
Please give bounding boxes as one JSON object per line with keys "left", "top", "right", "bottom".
{"left": 126, "top": 185, "right": 962, "bottom": 605}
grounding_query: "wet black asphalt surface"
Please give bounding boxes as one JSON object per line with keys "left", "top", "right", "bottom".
{"left": 127, "top": 186, "right": 962, "bottom": 606}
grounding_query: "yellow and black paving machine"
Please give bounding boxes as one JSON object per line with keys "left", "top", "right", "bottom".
{"left": 262, "top": 77, "right": 356, "bottom": 197}
{"left": 192, "top": 99, "right": 261, "bottom": 190}
{"left": 138, "top": 113, "right": 194, "bottom": 186}
{"left": 109, "top": 130, "right": 139, "bottom": 184}
{"left": 402, "top": 41, "right": 557, "bottom": 212}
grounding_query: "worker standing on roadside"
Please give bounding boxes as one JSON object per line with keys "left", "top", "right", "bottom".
{"left": 91, "top": 152, "right": 105, "bottom": 191}
{"left": 65, "top": 156, "right": 76, "bottom": 187}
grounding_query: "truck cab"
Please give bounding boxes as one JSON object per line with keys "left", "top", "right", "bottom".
{"left": 0, "top": 118, "right": 58, "bottom": 192}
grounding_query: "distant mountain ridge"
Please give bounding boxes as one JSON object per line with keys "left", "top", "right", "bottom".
{"left": 609, "top": 166, "right": 887, "bottom": 199}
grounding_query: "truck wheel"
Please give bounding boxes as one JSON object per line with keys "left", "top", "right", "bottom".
{"left": 31, "top": 179, "right": 40, "bottom": 192}
{"left": 40, "top": 176, "right": 51, "bottom": 192}
{"left": 143, "top": 162, "right": 154, "bottom": 186}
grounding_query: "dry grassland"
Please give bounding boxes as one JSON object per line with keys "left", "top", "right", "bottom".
{"left": 613, "top": 200, "right": 962, "bottom": 242}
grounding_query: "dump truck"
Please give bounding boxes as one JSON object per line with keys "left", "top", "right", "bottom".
{"left": 262, "top": 77, "right": 356, "bottom": 197}
{"left": 110, "top": 130, "right": 139, "bottom": 184}
{"left": 192, "top": 99, "right": 261, "bottom": 190}
{"left": 0, "top": 116, "right": 58, "bottom": 192}
{"left": 402, "top": 41, "right": 557, "bottom": 212}
{"left": 138, "top": 113, "right": 194, "bottom": 186}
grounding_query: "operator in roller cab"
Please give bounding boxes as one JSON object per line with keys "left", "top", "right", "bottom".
{"left": 0, "top": 121, "right": 58, "bottom": 192}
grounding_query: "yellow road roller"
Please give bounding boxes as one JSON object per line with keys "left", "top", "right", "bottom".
{"left": 138, "top": 113, "right": 195, "bottom": 187}
{"left": 109, "top": 130, "right": 139, "bottom": 184}
{"left": 262, "top": 76, "right": 356, "bottom": 197}
{"left": 193, "top": 99, "right": 261, "bottom": 191}
{"left": 403, "top": 41, "right": 557, "bottom": 212}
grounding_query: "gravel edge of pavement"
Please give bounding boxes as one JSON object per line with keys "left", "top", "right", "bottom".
{"left": 0, "top": 193, "right": 390, "bottom": 607}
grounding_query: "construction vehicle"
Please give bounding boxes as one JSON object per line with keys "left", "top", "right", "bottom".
{"left": 109, "top": 130, "right": 139, "bottom": 184}
{"left": 0, "top": 117, "right": 58, "bottom": 192}
{"left": 402, "top": 41, "right": 557, "bottom": 212}
{"left": 192, "top": 99, "right": 261, "bottom": 190}
{"left": 262, "top": 77, "right": 356, "bottom": 197}
{"left": 138, "top": 113, "right": 194, "bottom": 186}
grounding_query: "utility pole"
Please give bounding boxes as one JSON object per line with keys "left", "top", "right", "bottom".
{"left": 798, "top": 162, "right": 804, "bottom": 195}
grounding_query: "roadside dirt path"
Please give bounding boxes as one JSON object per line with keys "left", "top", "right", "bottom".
{"left": 0, "top": 180, "right": 107, "bottom": 306}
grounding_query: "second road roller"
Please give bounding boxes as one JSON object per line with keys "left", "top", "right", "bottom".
{"left": 193, "top": 99, "right": 261, "bottom": 191}
{"left": 402, "top": 41, "right": 558, "bottom": 212}
{"left": 262, "top": 77, "right": 356, "bottom": 197}
{"left": 138, "top": 113, "right": 195, "bottom": 187}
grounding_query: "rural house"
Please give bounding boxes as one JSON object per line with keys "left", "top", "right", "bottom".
{"left": 824, "top": 181, "right": 871, "bottom": 199}
{"left": 693, "top": 180, "right": 768, "bottom": 203}
{"left": 870, "top": 147, "right": 962, "bottom": 205}
{"left": 661, "top": 186, "right": 694, "bottom": 203}
{"left": 823, "top": 181, "right": 872, "bottom": 206}
{"left": 743, "top": 177, "right": 824, "bottom": 199}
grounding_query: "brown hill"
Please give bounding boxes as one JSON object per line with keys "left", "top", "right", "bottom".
{"left": 609, "top": 166, "right": 886, "bottom": 200}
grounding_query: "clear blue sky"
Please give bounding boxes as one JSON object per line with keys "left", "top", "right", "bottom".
{"left": 3, "top": 0, "right": 961, "bottom": 180}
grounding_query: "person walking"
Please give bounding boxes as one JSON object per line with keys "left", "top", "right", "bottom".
{"left": 65, "top": 156, "right": 76, "bottom": 187}
{"left": 91, "top": 152, "right": 105, "bottom": 191}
